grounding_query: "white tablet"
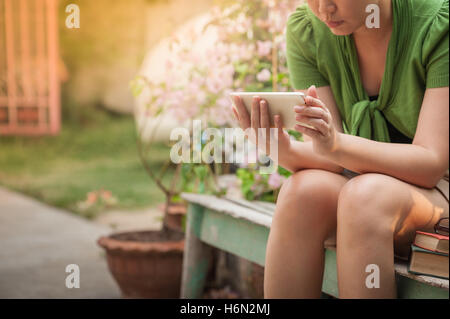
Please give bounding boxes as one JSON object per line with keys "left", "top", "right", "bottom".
{"left": 229, "top": 91, "right": 315, "bottom": 130}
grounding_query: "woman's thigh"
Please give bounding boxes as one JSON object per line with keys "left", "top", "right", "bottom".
{"left": 338, "top": 172, "right": 449, "bottom": 257}
{"left": 392, "top": 178, "right": 449, "bottom": 256}
{"left": 276, "top": 168, "right": 449, "bottom": 254}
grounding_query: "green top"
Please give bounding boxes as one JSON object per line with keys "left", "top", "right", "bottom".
{"left": 286, "top": 0, "right": 449, "bottom": 142}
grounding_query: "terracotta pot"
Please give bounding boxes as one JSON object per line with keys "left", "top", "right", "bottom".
{"left": 97, "top": 229, "right": 184, "bottom": 298}
{"left": 158, "top": 202, "right": 187, "bottom": 232}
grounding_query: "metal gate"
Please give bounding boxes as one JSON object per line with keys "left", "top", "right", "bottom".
{"left": 0, "top": 0, "right": 60, "bottom": 136}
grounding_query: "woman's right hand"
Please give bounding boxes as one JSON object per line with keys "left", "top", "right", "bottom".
{"left": 232, "top": 95, "right": 292, "bottom": 157}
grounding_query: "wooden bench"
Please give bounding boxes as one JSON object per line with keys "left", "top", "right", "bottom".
{"left": 180, "top": 192, "right": 449, "bottom": 299}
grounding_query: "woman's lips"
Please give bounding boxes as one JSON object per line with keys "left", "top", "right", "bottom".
{"left": 326, "top": 20, "right": 344, "bottom": 28}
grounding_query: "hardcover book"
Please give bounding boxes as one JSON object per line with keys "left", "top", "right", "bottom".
{"left": 408, "top": 245, "right": 449, "bottom": 279}
{"left": 414, "top": 231, "right": 449, "bottom": 254}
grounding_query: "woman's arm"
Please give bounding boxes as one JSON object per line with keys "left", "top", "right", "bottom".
{"left": 283, "top": 140, "right": 343, "bottom": 173}
{"left": 326, "top": 87, "right": 449, "bottom": 188}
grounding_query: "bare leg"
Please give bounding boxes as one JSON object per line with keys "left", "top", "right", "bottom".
{"left": 264, "top": 169, "right": 349, "bottom": 298}
{"left": 337, "top": 173, "right": 449, "bottom": 298}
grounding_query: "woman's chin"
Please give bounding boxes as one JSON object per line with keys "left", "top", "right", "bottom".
{"left": 329, "top": 27, "right": 352, "bottom": 36}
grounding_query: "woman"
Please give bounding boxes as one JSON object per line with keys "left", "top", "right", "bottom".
{"left": 232, "top": 0, "right": 448, "bottom": 298}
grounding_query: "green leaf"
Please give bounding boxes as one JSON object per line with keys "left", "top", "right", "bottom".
{"left": 130, "top": 78, "right": 145, "bottom": 97}
{"left": 171, "top": 194, "right": 182, "bottom": 203}
{"left": 235, "top": 63, "right": 249, "bottom": 74}
{"left": 277, "top": 165, "right": 292, "bottom": 178}
{"left": 287, "top": 129, "right": 302, "bottom": 141}
{"left": 193, "top": 165, "right": 208, "bottom": 179}
{"left": 277, "top": 73, "right": 286, "bottom": 81}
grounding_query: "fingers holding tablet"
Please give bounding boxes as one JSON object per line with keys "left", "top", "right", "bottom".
{"left": 294, "top": 105, "right": 330, "bottom": 124}
{"left": 304, "top": 95, "right": 326, "bottom": 109}
{"left": 251, "top": 96, "right": 261, "bottom": 131}
{"left": 232, "top": 95, "right": 250, "bottom": 129}
{"left": 229, "top": 92, "right": 306, "bottom": 130}
{"left": 259, "top": 99, "right": 271, "bottom": 129}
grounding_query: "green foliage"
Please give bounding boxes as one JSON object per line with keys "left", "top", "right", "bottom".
{"left": 287, "top": 129, "right": 303, "bottom": 142}
{"left": 234, "top": 129, "right": 302, "bottom": 202}
{"left": 277, "top": 165, "right": 292, "bottom": 178}
{"left": 236, "top": 165, "right": 285, "bottom": 203}
{"left": 130, "top": 0, "right": 301, "bottom": 205}
{"left": 130, "top": 77, "right": 145, "bottom": 98}
{"left": 179, "top": 162, "right": 219, "bottom": 195}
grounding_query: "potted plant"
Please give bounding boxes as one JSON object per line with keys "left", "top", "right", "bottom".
{"left": 97, "top": 71, "right": 231, "bottom": 298}
{"left": 96, "top": 150, "right": 185, "bottom": 298}
{"left": 97, "top": 113, "right": 225, "bottom": 298}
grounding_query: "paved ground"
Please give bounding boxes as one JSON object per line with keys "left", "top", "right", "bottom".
{"left": 94, "top": 207, "right": 163, "bottom": 232}
{"left": 0, "top": 187, "right": 123, "bottom": 298}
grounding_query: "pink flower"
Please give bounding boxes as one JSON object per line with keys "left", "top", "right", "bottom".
{"left": 165, "top": 59, "right": 173, "bottom": 70}
{"left": 87, "top": 192, "right": 98, "bottom": 204}
{"left": 206, "top": 80, "right": 222, "bottom": 95}
{"left": 268, "top": 172, "right": 285, "bottom": 189}
{"left": 256, "top": 69, "right": 271, "bottom": 82}
{"left": 242, "top": 43, "right": 256, "bottom": 60}
{"left": 257, "top": 41, "right": 272, "bottom": 57}
{"left": 101, "top": 190, "right": 112, "bottom": 200}
{"left": 196, "top": 90, "right": 207, "bottom": 105}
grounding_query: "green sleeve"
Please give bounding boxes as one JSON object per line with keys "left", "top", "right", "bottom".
{"left": 422, "top": 0, "right": 449, "bottom": 89}
{"left": 286, "top": 6, "right": 329, "bottom": 90}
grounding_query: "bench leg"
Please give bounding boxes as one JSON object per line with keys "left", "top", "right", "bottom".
{"left": 180, "top": 203, "right": 213, "bottom": 298}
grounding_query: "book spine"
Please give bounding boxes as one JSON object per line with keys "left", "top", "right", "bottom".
{"left": 411, "top": 244, "right": 449, "bottom": 257}
{"left": 407, "top": 267, "right": 449, "bottom": 280}
{"left": 412, "top": 243, "right": 448, "bottom": 254}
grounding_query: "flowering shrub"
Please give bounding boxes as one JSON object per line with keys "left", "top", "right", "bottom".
{"left": 132, "top": 0, "right": 299, "bottom": 127}
{"left": 236, "top": 166, "right": 290, "bottom": 202}
{"left": 208, "top": 0, "right": 298, "bottom": 94}
{"left": 132, "top": 0, "right": 303, "bottom": 203}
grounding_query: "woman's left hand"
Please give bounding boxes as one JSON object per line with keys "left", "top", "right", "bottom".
{"left": 294, "top": 85, "right": 341, "bottom": 156}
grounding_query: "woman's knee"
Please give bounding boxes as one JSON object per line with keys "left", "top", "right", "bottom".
{"left": 337, "top": 173, "right": 403, "bottom": 238}
{"left": 275, "top": 169, "right": 342, "bottom": 230}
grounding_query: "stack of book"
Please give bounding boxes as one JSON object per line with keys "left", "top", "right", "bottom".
{"left": 408, "top": 231, "right": 449, "bottom": 279}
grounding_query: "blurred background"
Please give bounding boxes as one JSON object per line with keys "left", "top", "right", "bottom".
{"left": 0, "top": 0, "right": 302, "bottom": 298}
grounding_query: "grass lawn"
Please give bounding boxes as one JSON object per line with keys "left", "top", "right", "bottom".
{"left": 0, "top": 108, "right": 175, "bottom": 219}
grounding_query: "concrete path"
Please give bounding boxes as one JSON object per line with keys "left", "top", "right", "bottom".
{"left": 0, "top": 187, "right": 121, "bottom": 298}
{"left": 94, "top": 207, "right": 163, "bottom": 232}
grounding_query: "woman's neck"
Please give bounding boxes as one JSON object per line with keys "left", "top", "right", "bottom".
{"left": 353, "top": 0, "right": 393, "bottom": 45}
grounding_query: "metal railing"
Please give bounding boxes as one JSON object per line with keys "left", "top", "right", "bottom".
{"left": 0, "top": 0, "right": 60, "bottom": 136}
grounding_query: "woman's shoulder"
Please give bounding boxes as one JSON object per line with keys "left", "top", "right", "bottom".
{"left": 286, "top": 5, "right": 330, "bottom": 49}
{"left": 408, "top": 0, "right": 448, "bottom": 32}
{"left": 286, "top": 5, "right": 311, "bottom": 34}
{"left": 409, "top": 0, "right": 448, "bottom": 18}
{"left": 408, "top": 0, "right": 448, "bottom": 59}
